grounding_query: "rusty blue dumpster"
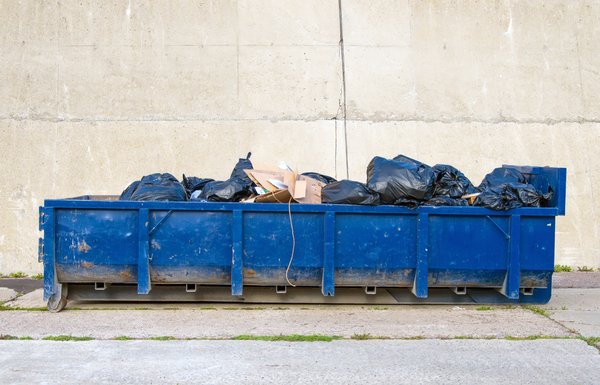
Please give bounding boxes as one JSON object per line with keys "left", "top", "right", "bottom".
{"left": 39, "top": 165, "right": 566, "bottom": 311}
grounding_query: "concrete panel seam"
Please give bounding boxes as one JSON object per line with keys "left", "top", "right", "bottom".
{"left": 337, "top": 0, "right": 349, "bottom": 179}
{"left": 2, "top": 115, "right": 600, "bottom": 125}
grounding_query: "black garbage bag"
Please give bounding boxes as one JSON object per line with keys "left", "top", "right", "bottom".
{"left": 229, "top": 152, "right": 254, "bottom": 184}
{"left": 432, "top": 164, "right": 478, "bottom": 198}
{"left": 195, "top": 153, "right": 255, "bottom": 202}
{"left": 182, "top": 175, "right": 214, "bottom": 196}
{"left": 393, "top": 197, "right": 422, "bottom": 208}
{"left": 119, "top": 173, "right": 187, "bottom": 201}
{"left": 196, "top": 180, "right": 251, "bottom": 202}
{"left": 119, "top": 180, "right": 140, "bottom": 200}
{"left": 392, "top": 154, "right": 428, "bottom": 167}
{"left": 474, "top": 182, "right": 552, "bottom": 210}
{"left": 301, "top": 172, "right": 337, "bottom": 185}
{"left": 321, "top": 180, "right": 380, "bottom": 205}
{"left": 423, "top": 196, "right": 468, "bottom": 206}
{"left": 478, "top": 167, "right": 527, "bottom": 190}
{"left": 367, "top": 155, "right": 436, "bottom": 204}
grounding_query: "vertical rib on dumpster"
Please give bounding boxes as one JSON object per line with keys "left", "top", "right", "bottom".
{"left": 42, "top": 208, "right": 56, "bottom": 301}
{"left": 137, "top": 208, "right": 151, "bottom": 294}
{"left": 322, "top": 211, "right": 335, "bottom": 296}
{"left": 500, "top": 215, "right": 521, "bottom": 299}
{"left": 231, "top": 210, "right": 244, "bottom": 296}
{"left": 412, "top": 213, "right": 429, "bottom": 298}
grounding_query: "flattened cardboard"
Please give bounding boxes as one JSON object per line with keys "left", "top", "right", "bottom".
{"left": 246, "top": 169, "right": 324, "bottom": 204}
{"left": 293, "top": 180, "right": 307, "bottom": 199}
{"left": 295, "top": 175, "right": 325, "bottom": 204}
{"left": 255, "top": 189, "right": 293, "bottom": 203}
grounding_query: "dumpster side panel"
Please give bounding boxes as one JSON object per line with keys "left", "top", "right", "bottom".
{"left": 334, "top": 213, "right": 418, "bottom": 286}
{"left": 519, "top": 216, "right": 555, "bottom": 288}
{"left": 242, "top": 212, "right": 325, "bottom": 286}
{"left": 55, "top": 209, "right": 138, "bottom": 282}
{"left": 148, "top": 210, "right": 233, "bottom": 284}
{"left": 428, "top": 215, "right": 509, "bottom": 287}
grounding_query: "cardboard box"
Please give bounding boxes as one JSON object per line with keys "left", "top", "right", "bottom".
{"left": 245, "top": 169, "right": 325, "bottom": 204}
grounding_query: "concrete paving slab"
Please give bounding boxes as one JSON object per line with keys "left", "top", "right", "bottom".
{"left": 543, "top": 288, "right": 600, "bottom": 311}
{"left": 0, "top": 288, "right": 17, "bottom": 303}
{"left": 0, "top": 306, "right": 573, "bottom": 339}
{"left": 548, "top": 310, "right": 600, "bottom": 338}
{"left": 4, "top": 288, "right": 45, "bottom": 309}
{"left": 0, "top": 339, "right": 598, "bottom": 385}
{"left": 542, "top": 289, "right": 600, "bottom": 338}
{"left": 553, "top": 272, "right": 600, "bottom": 288}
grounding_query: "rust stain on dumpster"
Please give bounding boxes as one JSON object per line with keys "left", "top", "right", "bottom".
{"left": 119, "top": 270, "right": 134, "bottom": 280}
{"left": 78, "top": 240, "right": 92, "bottom": 253}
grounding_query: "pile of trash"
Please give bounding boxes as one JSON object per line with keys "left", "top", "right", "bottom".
{"left": 119, "top": 153, "right": 552, "bottom": 211}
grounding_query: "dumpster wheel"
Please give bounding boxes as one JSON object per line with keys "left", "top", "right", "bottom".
{"left": 47, "top": 284, "right": 68, "bottom": 313}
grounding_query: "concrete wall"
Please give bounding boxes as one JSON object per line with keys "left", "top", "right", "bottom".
{"left": 1, "top": 0, "right": 598, "bottom": 274}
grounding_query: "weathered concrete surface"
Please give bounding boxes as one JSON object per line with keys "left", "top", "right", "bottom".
{"left": 343, "top": 1, "right": 600, "bottom": 121}
{"left": 0, "top": 304, "right": 574, "bottom": 339}
{"left": 1, "top": 0, "right": 600, "bottom": 273}
{"left": 553, "top": 272, "right": 600, "bottom": 288}
{"left": 542, "top": 288, "right": 600, "bottom": 338}
{"left": 1, "top": 339, "right": 599, "bottom": 385}
{"left": 4, "top": 288, "right": 44, "bottom": 309}
{"left": 0, "top": 278, "right": 43, "bottom": 295}
{"left": 0, "top": 287, "right": 17, "bottom": 302}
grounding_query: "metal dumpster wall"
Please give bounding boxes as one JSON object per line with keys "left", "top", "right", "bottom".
{"left": 40, "top": 203, "right": 558, "bottom": 303}
{"left": 40, "top": 166, "right": 566, "bottom": 306}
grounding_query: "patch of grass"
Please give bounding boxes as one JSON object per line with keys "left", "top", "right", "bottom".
{"left": 222, "top": 306, "right": 266, "bottom": 311}
{"left": 149, "top": 336, "right": 177, "bottom": 341}
{"left": 554, "top": 265, "right": 572, "bottom": 273}
{"left": 577, "top": 266, "right": 595, "bottom": 272}
{"left": 0, "top": 335, "right": 18, "bottom": 340}
{"left": 522, "top": 305, "right": 550, "bottom": 318}
{"left": 31, "top": 273, "right": 44, "bottom": 280}
{"left": 350, "top": 334, "right": 392, "bottom": 340}
{"left": 351, "top": 333, "right": 372, "bottom": 340}
{"left": 42, "top": 335, "right": 93, "bottom": 342}
{"left": 0, "top": 304, "right": 46, "bottom": 311}
{"left": 370, "top": 306, "right": 389, "bottom": 311}
{"left": 504, "top": 335, "right": 567, "bottom": 341}
{"left": 199, "top": 306, "right": 217, "bottom": 310}
{"left": 561, "top": 306, "right": 568, "bottom": 310}
{"left": 579, "top": 337, "right": 600, "bottom": 348}
{"left": 233, "top": 334, "right": 341, "bottom": 342}
{"left": 476, "top": 306, "right": 494, "bottom": 311}
{"left": 8, "top": 272, "right": 27, "bottom": 278}
{"left": 113, "top": 336, "right": 135, "bottom": 341}
{"left": 0, "top": 335, "right": 33, "bottom": 340}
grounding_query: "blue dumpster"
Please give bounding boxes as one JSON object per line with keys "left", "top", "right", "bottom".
{"left": 39, "top": 165, "right": 566, "bottom": 311}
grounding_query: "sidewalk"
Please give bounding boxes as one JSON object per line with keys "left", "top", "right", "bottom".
{"left": 0, "top": 273, "right": 598, "bottom": 384}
